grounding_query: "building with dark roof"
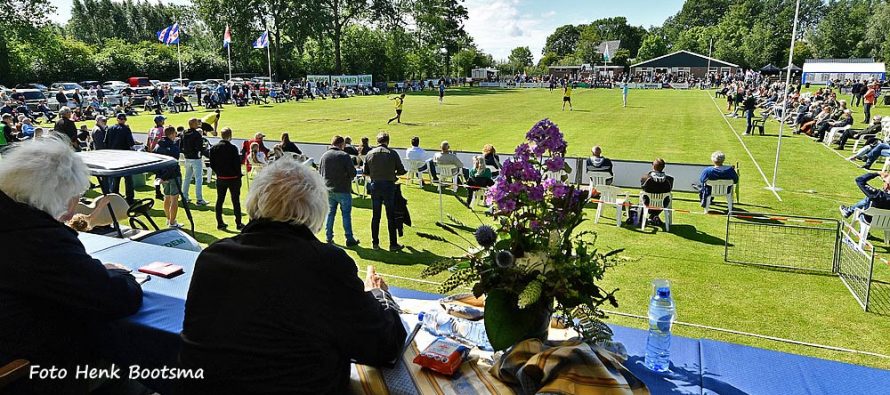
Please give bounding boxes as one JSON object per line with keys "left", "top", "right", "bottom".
{"left": 630, "top": 50, "right": 738, "bottom": 79}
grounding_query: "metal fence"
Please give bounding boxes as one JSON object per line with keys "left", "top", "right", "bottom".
{"left": 725, "top": 213, "right": 878, "bottom": 311}
{"left": 724, "top": 213, "right": 841, "bottom": 273}
{"left": 837, "top": 225, "right": 876, "bottom": 311}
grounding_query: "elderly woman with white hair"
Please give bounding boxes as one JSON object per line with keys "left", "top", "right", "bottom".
{"left": 179, "top": 156, "right": 407, "bottom": 394}
{"left": 698, "top": 150, "right": 739, "bottom": 207}
{"left": 0, "top": 137, "right": 144, "bottom": 394}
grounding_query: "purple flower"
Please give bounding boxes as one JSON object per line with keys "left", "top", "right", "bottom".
{"left": 474, "top": 225, "right": 497, "bottom": 248}
{"left": 545, "top": 156, "right": 565, "bottom": 172}
{"left": 527, "top": 185, "right": 545, "bottom": 202}
{"left": 552, "top": 184, "right": 569, "bottom": 199}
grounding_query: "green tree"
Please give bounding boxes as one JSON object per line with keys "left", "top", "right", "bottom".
{"left": 0, "top": 0, "right": 56, "bottom": 85}
{"left": 808, "top": 0, "right": 874, "bottom": 59}
{"left": 311, "top": 0, "right": 402, "bottom": 74}
{"left": 865, "top": 1, "right": 890, "bottom": 62}
{"left": 636, "top": 34, "right": 668, "bottom": 62}
{"left": 507, "top": 46, "right": 533, "bottom": 71}
{"left": 543, "top": 24, "right": 581, "bottom": 57}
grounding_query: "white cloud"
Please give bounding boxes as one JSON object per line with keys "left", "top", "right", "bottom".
{"left": 464, "top": 0, "right": 556, "bottom": 62}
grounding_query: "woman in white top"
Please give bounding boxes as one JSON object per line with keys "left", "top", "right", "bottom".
{"left": 249, "top": 142, "right": 268, "bottom": 167}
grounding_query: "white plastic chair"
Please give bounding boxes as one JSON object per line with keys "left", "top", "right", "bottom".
{"left": 852, "top": 206, "right": 890, "bottom": 248}
{"left": 406, "top": 159, "right": 430, "bottom": 186}
{"left": 471, "top": 188, "right": 487, "bottom": 207}
{"left": 824, "top": 124, "right": 851, "bottom": 147}
{"left": 594, "top": 185, "right": 628, "bottom": 227}
{"left": 639, "top": 191, "right": 673, "bottom": 231}
{"left": 543, "top": 170, "right": 567, "bottom": 181}
{"left": 703, "top": 179, "right": 735, "bottom": 213}
{"left": 587, "top": 171, "right": 613, "bottom": 200}
{"left": 436, "top": 164, "right": 460, "bottom": 192}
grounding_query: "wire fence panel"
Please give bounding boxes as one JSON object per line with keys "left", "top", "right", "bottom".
{"left": 724, "top": 214, "right": 840, "bottom": 273}
{"left": 837, "top": 227, "right": 875, "bottom": 311}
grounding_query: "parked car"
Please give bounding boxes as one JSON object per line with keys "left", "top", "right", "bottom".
{"left": 50, "top": 82, "right": 84, "bottom": 92}
{"left": 15, "top": 83, "right": 48, "bottom": 92}
{"left": 171, "top": 78, "right": 191, "bottom": 87}
{"left": 80, "top": 80, "right": 101, "bottom": 89}
{"left": 128, "top": 77, "right": 152, "bottom": 87}
{"left": 13, "top": 89, "right": 57, "bottom": 111}
{"left": 103, "top": 80, "right": 128, "bottom": 89}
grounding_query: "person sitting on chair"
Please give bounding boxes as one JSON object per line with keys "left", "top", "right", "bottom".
{"left": 698, "top": 151, "right": 738, "bottom": 208}
{"left": 433, "top": 140, "right": 464, "bottom": 182}
{"left": 839, "top": 172, "right": 890, "bottom": 220}
{"left": 638, "top": 158, "right": 674, "bottom": 228}
{"left": 179, "top": 157, "right": 406, "bottom": 394}
{"left": 814, "top": 109, "right": 853, "bottom": 143}
{"left": 837, "top": 116, "right": 882, "bottom": 151}
{"left": 465, "top": 156, "right": 494, "bottom": 207}
{"left": 586, "top": 145, "right": 614, "bottom": 185}
{"left": 0, "top": 136, "right": 144, "bottom": 395}
{"left": 405, "top": 136, "right": 437, "bottom": 183}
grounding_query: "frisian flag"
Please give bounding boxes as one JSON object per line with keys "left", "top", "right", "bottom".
{"left": 157, "top": 23, "right": 180, "bottom": 45}
{"left": 223, "top": 24, "right": 232, "bottom": 48}
{"left": 253, "top": 31, "right": 269, "bottom": 49}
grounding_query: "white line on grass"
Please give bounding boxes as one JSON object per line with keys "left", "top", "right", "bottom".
{"left": 707, "top": 93, "right": 783, "bottom": 201}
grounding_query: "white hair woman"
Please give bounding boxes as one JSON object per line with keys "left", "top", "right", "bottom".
{"left": 0, "top": 136, "right": 143, "bottom": 394}
{"left": 699, "top": 150, "right": 738, "bottom": 208}
{"left": 180, "top": 156, "right": 407, "bottom": 394}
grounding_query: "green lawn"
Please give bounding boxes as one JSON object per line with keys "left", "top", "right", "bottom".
{"left": 76, "top": 87, "right": 890, "bottom": 369}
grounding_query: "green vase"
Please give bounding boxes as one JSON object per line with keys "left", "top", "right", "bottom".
{"left": 484, "top": 289, "right": 553, "bottom": 351}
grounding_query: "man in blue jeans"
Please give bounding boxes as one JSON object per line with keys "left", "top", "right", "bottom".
{"left": 860, "top": 141, "right": 890, "bottom": 170}
{"left": 319, "top": 135, "right": 360, "bottom": 246}
{"left": 839, "top": 172, "right": 890, "bottom": 219}
{"left": 179, "top": 118, "right": 209, "bottom": 206}
{"left": 364, "top": 132, "right": 407, "bottom": 251}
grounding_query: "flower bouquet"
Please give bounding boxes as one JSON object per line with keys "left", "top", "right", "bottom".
{"left": 420, "top": 119, "right": 623, "bottom": 351}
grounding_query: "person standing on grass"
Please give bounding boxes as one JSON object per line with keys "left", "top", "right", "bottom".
{"left": 743, "top": 91, "right": 757, "bottom": 135}
{"left": 864, "top": 82, "right": 877, "bottom": 124}
{"left": 180, "top": 118, "right": 209, "bottom": 206}
{"left": 209, "top": 127, "right": 244, "bottom": 230}
{"left": 320, "top": 135, "right": 360, "bottom": 247}
{"left": 438, "top": 79, "right": 446, "bottom": 104}
{"left": 387, "top": 93, "right": 405, "bottom": 124}
{"left": 104, "top": 113, "right": 139, "bottom": 204}
{"left": 364, "top": 132, "right": 406, "bottom": 251}
{"left": 622, "top": 82, "right": 629, "bottom": 108}
{"left": 562, "top": 82, "right": 573, "bottom": 111}
{"left": 154, "top": 126, "right": 182, "bottom": 228}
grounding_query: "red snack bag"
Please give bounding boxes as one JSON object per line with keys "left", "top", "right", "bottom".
{"left": 412, "top": 337, "right": 470, "bottom": 376}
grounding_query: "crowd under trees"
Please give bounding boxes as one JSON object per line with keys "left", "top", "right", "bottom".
{"left": 1, "top": 0, "right": 890, "bottom": 85}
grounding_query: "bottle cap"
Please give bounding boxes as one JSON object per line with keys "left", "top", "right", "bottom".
{"left": 656, "top": 287, "right": 671, "bottom": 298}
{"left": 418, "top": 312, "right": 426, "bottom": 321}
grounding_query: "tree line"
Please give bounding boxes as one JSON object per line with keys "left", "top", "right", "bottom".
{"left": 0, "top": 0, "right": 496, "bottom": 85}
{"left": 511, "top": 0, "right": 890, "bottom": 75}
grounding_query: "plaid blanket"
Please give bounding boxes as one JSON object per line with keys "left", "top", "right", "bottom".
{"left": 491, "top": 339, "right": 649, "bottom": 395}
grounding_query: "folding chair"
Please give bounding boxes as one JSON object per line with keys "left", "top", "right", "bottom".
{"left": 703, "top": 179, "right": 735, "bottom": 213}
{"left": 639, "top": 191, "right": 673, "bottom": 231}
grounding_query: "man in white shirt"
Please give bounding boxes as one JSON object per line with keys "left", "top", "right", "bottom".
{"left": 405, "top": 136, "right": 439, "bottom": 181}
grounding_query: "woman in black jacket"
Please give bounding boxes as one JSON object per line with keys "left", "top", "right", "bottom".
{"left": 0, "top": 137, "right": 143, "bottom": 394}
{"left": 179, "top": 156, "right": 406, "bottom": 394}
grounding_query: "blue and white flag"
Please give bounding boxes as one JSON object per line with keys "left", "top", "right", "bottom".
{"left": 157, "top": 23, "right": 180, "bottom": 45}
{"left": 253, "top": 31, "right": 269, "bottom": 49}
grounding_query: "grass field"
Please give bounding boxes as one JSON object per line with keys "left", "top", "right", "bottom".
{"left": 77, "top": 87, "right": 890, "bottom": 369}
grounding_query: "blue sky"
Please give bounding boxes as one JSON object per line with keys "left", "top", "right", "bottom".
{"left": 49, "top": 0, "right": 685, "bottom": 60}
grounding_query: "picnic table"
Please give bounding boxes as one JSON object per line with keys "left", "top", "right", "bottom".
{"left": 79, "top": 233, "right": 890, "bottom": 394}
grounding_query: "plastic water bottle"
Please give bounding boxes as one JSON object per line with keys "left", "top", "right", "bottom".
{"left": 644, "top": 279, "right": 676, "bottom": 373}
{"left": 418, "top": 311, "right": 493, "bottom": 351}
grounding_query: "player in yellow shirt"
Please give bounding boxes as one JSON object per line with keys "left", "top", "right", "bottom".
{"left": 387, "top": 93, "right": 406, "bottom": 124}
{"left": 200, "top": 109, "right": 221, "bottom": 136}
{"left": 562, "top": 82, "right": 573, "bottom": 111}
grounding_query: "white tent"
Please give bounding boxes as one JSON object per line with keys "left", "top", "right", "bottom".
{"left": 802, "top": 59, "right": 886, "bottom": 84}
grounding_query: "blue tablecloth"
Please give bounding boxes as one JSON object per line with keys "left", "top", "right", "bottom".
{"left": 78, "top": 233, "right": 890, "bottom": 394}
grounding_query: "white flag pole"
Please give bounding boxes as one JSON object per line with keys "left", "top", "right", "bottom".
{"left": 176, "top": 22, "right": 183, "bottom": 82}
{"left": 266, "top": 33, "right": 273, "bottom": 83}
{"left": 768, "top": 0, "right": 801, "bottom": 193}
{"left": 227, "top": 42, "right": 232, "bottom": 82}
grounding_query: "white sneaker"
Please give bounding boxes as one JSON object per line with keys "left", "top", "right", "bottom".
{"left": 169, "top": 222, "right": 183, "bottom": 229}
{"left": 196, "top": 200, "right": 209, "bottom": 206}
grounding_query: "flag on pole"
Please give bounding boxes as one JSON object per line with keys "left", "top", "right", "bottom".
{"left": 223, "top": 24, "right": 232, "bottom": 48}
{"left": 603, "top": 43, "right": 611, "bottom": 62}
{"left": 157, "top": 23, "right": 180, "bottom": 45}
{"left": 252, "top": 31, "right": 269, "bottom": 49}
